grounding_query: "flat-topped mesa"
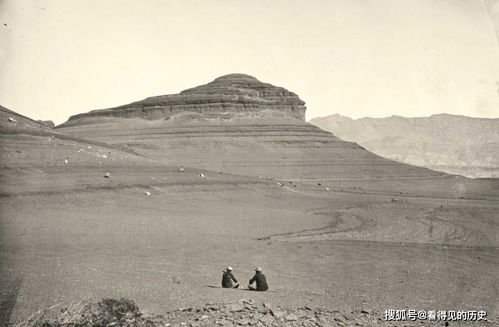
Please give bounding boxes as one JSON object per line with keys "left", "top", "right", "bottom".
{"left": 66, "top": 74, "right": 306, "bottom": 123}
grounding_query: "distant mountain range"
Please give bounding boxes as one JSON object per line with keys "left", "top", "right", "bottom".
{"left": 310, "top": 114, "right": 499, "bottom": 178}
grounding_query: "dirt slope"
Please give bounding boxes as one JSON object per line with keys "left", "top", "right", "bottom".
{"left": 56, "top": 111, "right": 499, "bottom": 203}
{"left": 56, "top": 113, "right": 446, "bottom": 181}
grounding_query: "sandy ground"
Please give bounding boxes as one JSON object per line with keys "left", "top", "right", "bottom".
{"left": 1, "top": 115, "right": 499, "bottom": 325}
{"left": 2, "top": 180, "right": 498, "bottom": 324}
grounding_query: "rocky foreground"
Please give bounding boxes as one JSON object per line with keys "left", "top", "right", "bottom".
{"left": 21, "top": 298, "right": 496, "bottom": 327}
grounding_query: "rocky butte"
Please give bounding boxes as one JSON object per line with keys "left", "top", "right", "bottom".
{"left": 57, "top": 73, "right": 449, "bottom": 181}
{"left": 65, "top": 74, "right": 306, "bottom": 124}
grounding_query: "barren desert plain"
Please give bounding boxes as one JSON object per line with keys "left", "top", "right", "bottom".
{"left": 1, "top": 75, "right": 498, "bottom": 326}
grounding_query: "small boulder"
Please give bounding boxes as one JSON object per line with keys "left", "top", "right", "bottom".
{"left": 225, "top": 303, "right": 245, "bottom": 313}
{"left": 269, "top": 308, "right": 286, "bottom": 319}
{"left": 284, "top": 312, "right": 298, "bottom": 321}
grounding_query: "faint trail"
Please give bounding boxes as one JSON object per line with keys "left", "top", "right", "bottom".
{"left": 257, "top": 209, "right": 373, "bottom": 242}
{"left": 405, "top": 206, "right": 493, "bottom": 246}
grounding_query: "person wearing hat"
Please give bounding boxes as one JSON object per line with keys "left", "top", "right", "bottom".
{"left": 221, "top": 266, "right": 239, "bottom": 288}
{"left": 248, "top": 267, "right": 268, "bottom": 291}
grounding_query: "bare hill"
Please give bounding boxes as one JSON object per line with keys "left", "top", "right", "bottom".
{"left": 57, "top": 74, "right": 448, "bottom": 185}
{"left": 0, "top": 105, "right": 48, "bottom": 131}
{"left": 310, "top": 114, "right": 499, "bottom": 178}
{"left": 0, "top": 105, "right": 249, "bottom": 197}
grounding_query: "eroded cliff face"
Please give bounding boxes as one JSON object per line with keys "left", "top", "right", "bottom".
{"left": 64, "top": 74, "right": 306, "bottom": 124}
{"left": 310, "top": 113, "right": 499, "bottom": 178}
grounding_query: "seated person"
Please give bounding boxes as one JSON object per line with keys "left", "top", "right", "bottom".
{"left": 248, "top": 267, "right": 268, "bottom": 291}
{"left": 221, "top": 266, "right": 239, "bottom": 288}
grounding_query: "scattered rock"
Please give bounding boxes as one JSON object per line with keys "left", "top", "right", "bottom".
{"left": 269, "top": 307, "right": 286, "bottom": 318}
{"left": 22, "top": 297, "right": 477, "bottom": 327}
{"left": 284, "top": 312, "right": 298, "bottom": 321}
{"left": 225, "top": 302, "right": 245, "bottom": 313}
{"left": 259, "top": 314, "right": 274, "bottom": 324}
{"left": 235, "top": 317, "right": 249, "bottom": 325}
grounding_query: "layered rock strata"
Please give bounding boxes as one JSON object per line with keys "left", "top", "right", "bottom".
{"left": 65, "top": 74, "right": 306, "bottom": 123}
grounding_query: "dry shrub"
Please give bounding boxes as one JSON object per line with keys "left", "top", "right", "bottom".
{"left": 16, "top": 298, "right": 156, "bottom": 327}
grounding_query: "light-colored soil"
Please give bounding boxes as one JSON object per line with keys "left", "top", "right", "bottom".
{"left": 56, "top": 115, "right": 446, "bottom": 180}
{"left": 1, "top": 115, "right": 498, "bottom": 325}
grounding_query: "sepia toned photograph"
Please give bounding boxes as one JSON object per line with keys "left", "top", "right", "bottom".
{"left": 0, "top": 1, "right": 498, "bottom": 326}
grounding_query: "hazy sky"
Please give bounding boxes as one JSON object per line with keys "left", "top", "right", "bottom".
{"left": 1, "top": 0, "right": 499, "bottom": 124}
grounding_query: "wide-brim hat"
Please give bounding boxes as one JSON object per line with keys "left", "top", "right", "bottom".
{"left": 255, "top": 267, "right": 262, "bottom": 272}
